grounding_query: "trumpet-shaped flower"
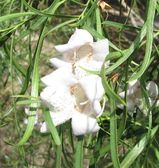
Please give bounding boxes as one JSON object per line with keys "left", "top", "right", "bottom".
{"left": 119, "top": 80, "right": 158, "bottom": 111}
{"left": 40, "top": 29, "right": 109, "bottom": 135}
{"left": 40, "top": 67, "right": 104, "bottom": 135}
{"left": 51, "top": 29, "right": 109, "bottom": 79}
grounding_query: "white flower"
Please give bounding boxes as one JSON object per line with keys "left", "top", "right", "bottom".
{"left": 51, "top": 28, "right": 109, "bottom": 79}
{"left": 40, "top": 29, "right": 109, "bottom": 135}
{"left": 40, "top": 67, "right": 104, "bottom": 135}
{"left": 146, "top": 81, "right": 158, "bottom": 100}
{"left": 119, "top": 80, "right": 158, "bottom": 111}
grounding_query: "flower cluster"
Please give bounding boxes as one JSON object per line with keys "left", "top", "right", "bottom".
{"left": 40, "top": 29, "right": 109, "bottom": 136}
{"left": 40, "top": 29, "right": 159, "bottom": 136}
{"left": 119, "top": 80, "right": 158, "bottom": 113}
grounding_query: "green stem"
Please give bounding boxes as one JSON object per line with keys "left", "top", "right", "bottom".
{"left": 75, "top": 136, "right": 84, "bottom": 168}
{"left": 110, "top": 98, "right": 121, "bottom": 168}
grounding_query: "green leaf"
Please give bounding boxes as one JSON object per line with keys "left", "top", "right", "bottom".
{"left": 0, "top": 12, "right": 34, "bottom": 22}
{"left": 100, "top": 64, "right": 126, "bottom": 106}
{"left": 102, "top": 20, "right": 141, "bottom": 30}
{"left": 121, "top": 126, "right": 159, "bottom": 168}
{"left": 17, "top": 20, "right": 47, "bottom": 146}
{"left": 106, "top": 23, "right": 147, "bottom": 75}
{"left": 43, "top": 111, "right": 61, "bottom": 146}
{"left": 30, "top": 0, "right": 66, "bottom": 30}
{"left": 95, "top": 7, "right": 103, "bottom": 36}
{"left": 129, "top": 0, "right": 157, "bottom": 81}
{"left": 110, "top": 93, "right": 121, "bottom": 168}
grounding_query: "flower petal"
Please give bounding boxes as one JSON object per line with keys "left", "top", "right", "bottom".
{"left": 119, "top": 91, "right": 125, "bottom": 99}
{"left": 78, "top": 59, "right": 103, "bottom": 71}
{"left": 146, "top": 81, "right": 158, "bottom": 99}
{"left": 68, "top": 29, "right": 93, "bottom": 44}
{"left": 55, "top": 29, "right": 93, "bottom": 53}
{"left": 117, "top": 97, "right": 137, "bottom": 111}
{"left": 79, "top": 75, "right": 104, "bottom": 116}
{"left": 127, "top": 80, "right": 140, "bottom": 96}
{"left": 79, "top": 75, "right": 104, "bottom": 101}
{"left": 119, "top": 80, "right": 140, "bottom": 98}
{"left": 92, "top": 39, "right": 109, "bottom": 62}
{"left": 127, "top": 99, "right": 138, "bottom": 111}
{"left": 50, "top": 58, "right": 71, "bottom": 69}
{"left": 93, "top": 100, "right": 102, "bottom": 116}
{"left": 41, "top": 67, "right": 77, "bottom": 87}
{"left": 40, "top": 111, "right": 73, "bottom": 133}
{"left": 119, "top": 80, "right": 142, "bottom": 111}
{"left": 40, "top": 86, "right": 75, "bottom": 111}
{"left": 74, "top": 60, "right": 103, "bottom": 79}
{"left": 76, "top": 44, "right": 93, "bottom": 60}
{"left": 55, "top": 44, "right": 73, "bottom": 53}
{"left": 71, "top": 112, "right": 100, "bottom": 135}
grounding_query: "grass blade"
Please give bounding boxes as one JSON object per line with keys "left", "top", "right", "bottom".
{"left": 0, "top": 12, "right": 34, "bottom": 22}
{"left": 106, "top": 23, "right": 146, "bottom": 75}
{"left": 129, "top": 0, "right": 157, "bottom": 81}
{"left": 17, "top": 20, "right": 47, "bottom": 146}
{"left": 121, "top": 126, "right": 159, "bottom": 168}
{"left": 100, "top": 64, "right": 126, "bottom": 106}
{"left": 43, "top": 110, "right": 61, "bottom": 146}
{"left": 110, "top": 96, "right": 121, "bottom": 168}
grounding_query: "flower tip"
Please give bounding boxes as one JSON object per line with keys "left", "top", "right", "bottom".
{"left": 128, "top": 79, "right": 139, "bottom": 87}
{"left": 54, "top": 44, "right": 69, "bottom": 53}
{"left": 68, "top": 28, "right": 93, "bottom": 45}
{"left": 146, "top": 81, "right": 158, "bottom": 99}
{"left": 40, "top": 123, "right": 48, "bottom": 133}
{"left": 50, "top": 58, "right": 71, "bottom": 69}
{"left": 72, "top": 112, "right": 100, "bottom": 136}
{"left": 73, "top": 123, "right": 100, "bottom": 136}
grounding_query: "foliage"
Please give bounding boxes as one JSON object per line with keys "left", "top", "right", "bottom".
{"left": 0, "top": 0, "right": 159, "bottom": 167}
